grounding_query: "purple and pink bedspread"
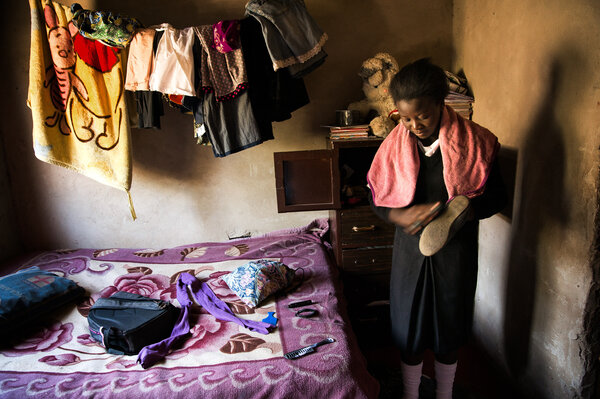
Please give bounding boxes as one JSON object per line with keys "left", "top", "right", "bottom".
{"left": 0, "top": 219, "right": 379, "bottom": 398}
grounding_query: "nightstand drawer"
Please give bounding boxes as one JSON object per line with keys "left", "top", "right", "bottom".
{"left": 341, "top": 247, "right": 392, "bottom": 273}
{"left": 342, "top": 271, "right": 391, "bottom": 306}
{"left": 339, "top": 206, "right": 395, "bottom": 247}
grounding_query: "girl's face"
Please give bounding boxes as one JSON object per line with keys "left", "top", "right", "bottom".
{"left": 396, "top": 97, "right": 443, "bottom": 141}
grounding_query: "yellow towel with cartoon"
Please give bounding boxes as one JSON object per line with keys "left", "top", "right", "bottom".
{"left": 28, "top": 0, "right": 135, "bottom": 218}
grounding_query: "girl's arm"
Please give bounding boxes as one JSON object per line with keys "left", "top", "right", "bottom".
{"left": 470, "top": 157, "right": 508, "bottom": 220}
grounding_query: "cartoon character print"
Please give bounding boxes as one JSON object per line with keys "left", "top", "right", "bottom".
{"left": 43, "top": 5, "right": 124, "bottom": 151}
{"left": 43, "top": 5, "right": 88, "bottom": 135}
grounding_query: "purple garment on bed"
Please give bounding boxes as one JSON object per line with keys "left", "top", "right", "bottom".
{"left": 137, "top": 272, "right": 272, "bottom": 368}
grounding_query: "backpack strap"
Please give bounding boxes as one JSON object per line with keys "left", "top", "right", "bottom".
{"left": 101, "top": 326, "right": 128, "bottom": 355}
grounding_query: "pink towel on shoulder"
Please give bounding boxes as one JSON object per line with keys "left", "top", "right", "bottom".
{"left": 367, "top": 105, "right": 499, "bottom": 208}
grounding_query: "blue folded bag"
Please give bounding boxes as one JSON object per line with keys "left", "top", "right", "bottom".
{"left": 0, "top": 266, "right": 85, "bottom": 338}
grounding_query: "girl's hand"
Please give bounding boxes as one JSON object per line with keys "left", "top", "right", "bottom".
{"left": 388, "top": 202, "right": 443, "bottom": 235}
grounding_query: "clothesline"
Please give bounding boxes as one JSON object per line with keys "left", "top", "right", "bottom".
{"left": 28, "top": 0, "right": 327, "bottom": 219}
{"left": 71, "top": 0, "right": 328, "bottom": 157}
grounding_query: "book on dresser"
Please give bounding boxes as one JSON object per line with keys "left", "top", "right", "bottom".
{"left": 324, "top": 124, "right": 370, "bottom": 139}
{"left": 445, "top": 91, "right": 474, "bottom": 120}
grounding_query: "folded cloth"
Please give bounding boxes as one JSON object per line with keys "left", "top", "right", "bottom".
{"left": 367, "top": 105, "right": 499, "bottom": 208}
{"left": 28, "top": 0, "right": 135, "bottom": 217}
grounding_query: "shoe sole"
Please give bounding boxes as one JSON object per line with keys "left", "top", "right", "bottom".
{"left": 419, "top": 195, "right": 470, "bottom": 256}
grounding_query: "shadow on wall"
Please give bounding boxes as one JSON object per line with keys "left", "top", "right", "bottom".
{"left": 503, "top": 58, "right": 568, "bottom": 379}
{"left": 497, "top": 147, "right": 517, "bottom": 221}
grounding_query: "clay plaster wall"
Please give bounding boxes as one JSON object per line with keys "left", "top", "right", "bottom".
{"left": 453, "top": 1, "right": 600, "bottom": 397}
{"left": 0, "top": 144, "right": 21, "bottom": 262}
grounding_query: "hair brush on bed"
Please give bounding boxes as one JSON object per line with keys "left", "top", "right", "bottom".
{"left": 283, "top": 337, "right": 335, "bottom": 360}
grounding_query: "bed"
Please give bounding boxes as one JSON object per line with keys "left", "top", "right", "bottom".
{"left": 0, "top": 219, "right": 379, "bottom": 398}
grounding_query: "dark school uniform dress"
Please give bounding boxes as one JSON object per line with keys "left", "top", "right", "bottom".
{"left": 370, "top": 144, "right": 507, "bottom": 356}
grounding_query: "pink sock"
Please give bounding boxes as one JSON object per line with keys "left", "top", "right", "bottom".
{"left": 434, "top": 360, "right": 457, "bottom": 399}
{"left": 400, "top": 361, "right": 423, "bottom": 399}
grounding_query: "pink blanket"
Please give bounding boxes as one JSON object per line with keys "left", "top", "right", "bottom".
{"left": 367, "top": 105, "right": 499, "bottom": 207}
{"left": 0, "top": 220, "right": 379, "bottom": 399}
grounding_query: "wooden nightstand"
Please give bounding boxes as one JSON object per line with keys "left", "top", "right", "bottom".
{"left": 274, "top": 137, "right": 394, "bottom": 344}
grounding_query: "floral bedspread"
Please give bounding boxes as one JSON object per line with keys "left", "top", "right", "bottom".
{"left": 0, "top": 219, "right": 379, "bottom": 398}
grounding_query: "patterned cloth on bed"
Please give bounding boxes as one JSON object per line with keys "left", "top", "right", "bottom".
{"left": 0, "top": 219, "right": 379, "bottom": 399}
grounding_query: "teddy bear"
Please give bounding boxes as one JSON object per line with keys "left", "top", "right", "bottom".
{"left": 348, "top": 52, "right": 400, "bottom": 137}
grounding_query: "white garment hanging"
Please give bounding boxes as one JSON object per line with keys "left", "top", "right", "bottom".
{"left": 149, "top": 23, "right": 196, "bottom": 96}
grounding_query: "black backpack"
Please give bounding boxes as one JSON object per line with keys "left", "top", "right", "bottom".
{"left": 88, "top": 291, "right": 180, "bottom": 355}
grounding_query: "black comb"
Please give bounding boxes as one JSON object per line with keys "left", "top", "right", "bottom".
{"left": 283, "top": 338, "right": 335, "bottom": 360}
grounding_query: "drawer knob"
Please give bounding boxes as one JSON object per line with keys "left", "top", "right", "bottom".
{"left": 352, "top": 225, "right": 376, "bottom": 232}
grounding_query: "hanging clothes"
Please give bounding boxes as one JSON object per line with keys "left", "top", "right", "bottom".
{"left": 194, "top": 24, "right": 248, "bottom": 101}
{"left": 244, "top": 0, "right": 328, "bottom": 78}
{"left": 125, "top": 27, "right": 156, "bottom": 91}
{"left": 69, "top": 3, "right": 141, "bottom": 48}
{"left": 179, "top": 35, "right": 207, "bottom": 142}
{"left": 239, "top": 16, "right": 309, "bottom": 123}
{"left": 135, "top": 91, "right": 164, "bottom": 129}
{"left": 149, "top": 23, "right": 197, "bottom": 97}
{"left": 181, "top": 96, "right": 207, "bottom": 143}
{"left": 130, "top": 29, "right": 165, "bottom": 130}
{"left": 193, "top": 20, "right": 272, "bottom": 156}
{"left": 28, "top": 0, "right": 135, "bottom": 218}
{"left": 212, "top": 20, "right": 241, "bottom": 53}
{"left": 202, "top": 88, "right": 272, "bottom": 157}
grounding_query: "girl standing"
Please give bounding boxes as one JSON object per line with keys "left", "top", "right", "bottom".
{"left": 367, "top": 58, "right": 507, "bottom": 399}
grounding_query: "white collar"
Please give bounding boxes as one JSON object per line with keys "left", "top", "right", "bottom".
{"left": 417, "top": 138, "right": 440, "bottom": 157}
